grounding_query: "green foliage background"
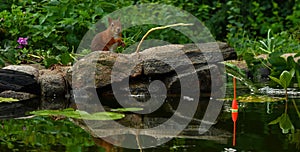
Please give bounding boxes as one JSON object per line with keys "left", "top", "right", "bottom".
{"left": 0, "top": 117, "right": 103, "bottom": 151}
{"left": 0, "top": 0, "right": 299, "bottom": 67}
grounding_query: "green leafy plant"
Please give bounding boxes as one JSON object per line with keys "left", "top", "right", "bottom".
{"left": 267, "top": 53, "right": 300, "bottom": 86}
{"left": 0, "top": 0, "right": 131, "bottom": 67}
{"left": 268, "top": 69, "right": 300, "bottom": 135}
{"left": 224, "top": 61, "right": 258, "bottom": 93}
{"left": 269, "top": 69, "right": 295, "bottom": 100}
{"left": 1, "top": 0, "right": 299, "bottom": 68}
{"left": 259, "top": 29, "right": 283, "bottom": 54}
{"left": 269, "top": 112, "right": 295, "bottom": 134}
{"left": 234, "top": 28, "right": 300, "bottom": 84}
{"left": 0, "top": 116, "right": 102, "bottom": 151}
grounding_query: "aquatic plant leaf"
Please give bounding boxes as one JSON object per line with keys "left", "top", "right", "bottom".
{"left": 279, "top": 113, "right": 295, "bottom": 134}
{"left": 111, "top": 107, "right": 143, "bottom": 112}
{"left": 30, "top": 108, "right": 125, "bottom": 120}
{"left": 269, "top": 75, "right": 282, "bottom": 86}
{"left": 269, "top": 69, "right": 295, "bottom": 89}
{"left": 269, "top": 113, "right": 295, "bottom": 134}
{"left": 279, "top": 69, "right": 294, "bottom": 89}
{"left": 30, "top": 110, "right": 57, "bottom": 116}
{"left": 288, "top": 129, "right": 300, "bottom": 149}
{"left": 219, "top": 95, "right": 284, "bottom": 103}
{"left": 0, "top": 97, "right": 19, "bottom": 103}
{"left": 30, "top": 108, "right": 78, "bottom": 117}
{"left": 237, "top": 95, "right": 283, "bottom": 102}
{"left": 86, "top": 112, "right": 125, "bottom": 120}
{"left": 268, "top": 116, "right": 281, "bottom": 125}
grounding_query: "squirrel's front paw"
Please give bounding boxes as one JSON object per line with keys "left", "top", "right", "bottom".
{"left": 121, "top": 42, "right": 126, "bottom": 47}
{"left": 118, "top": 41, "right": 125, "bottom": 47}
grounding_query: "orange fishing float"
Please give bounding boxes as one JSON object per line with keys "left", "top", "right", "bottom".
{"left": 232, "top": 77, "right": 238, "bottom": 146}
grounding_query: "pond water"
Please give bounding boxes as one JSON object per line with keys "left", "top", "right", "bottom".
{"left": 0, "top": 90, "right": 299, "bottom": 151}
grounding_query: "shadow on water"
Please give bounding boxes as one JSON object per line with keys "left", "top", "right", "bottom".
{"left": 0, "top": 97, "right": 70, "bottom": 119}
{"left": 0, "top": 97, "right": 40, "bottom": 119}
{"left": 71, "top": 94, "right": 300, "bottom": 152}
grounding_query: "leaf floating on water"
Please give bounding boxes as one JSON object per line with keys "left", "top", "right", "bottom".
{"left": 219, "top": 95, "right": 284, "bottom": 103}
{"left": 83, "top": 112, "right": 125, "bottom": 120}
{"left": 111, "top": 107, "right": 143, "bottom": 112}
{"left": 0, "top": 97, "right": 19, "bottom": 103}
{"left": 237, "top": 95, "right": 284, "bottom": 102}
{"left": 30, "top": 108, "right": 125, "bottom": 120}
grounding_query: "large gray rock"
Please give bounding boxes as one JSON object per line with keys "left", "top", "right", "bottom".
{"left": 0, "top": 90, "right": 36, "bottom": 100}
{"left": 141, "top": 42, "right": 235, "bottom": 75}
{"left": 39, "top": 70, "right": 67, "bottom": 97}
{"left": 3, "top": 65, "right": 39, "bottom": 79}
{"left": 71, "top": 52, "right": 142, "bottom": 89}
{"left": 0, "top": 68, "right": 40, "bottom": 95}
{"left": 71, "top": 42, "right": 236, "bottom": 94}
{"left": 165, "top": 64, "right": 223, "bottom": 94}
{"left": 38, "top": 66, "right": 71, "bottom": 97}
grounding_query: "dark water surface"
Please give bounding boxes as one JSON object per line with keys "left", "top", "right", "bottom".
{"left": 0, "top": 96, "right": 299, "bottom": 152}
{"left": 128, "top": 99, "right": 300, "bottom": 152}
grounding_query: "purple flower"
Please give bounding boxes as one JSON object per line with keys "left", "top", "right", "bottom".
{"left": 17, "top": 37, "right": 28, "bottom": 45}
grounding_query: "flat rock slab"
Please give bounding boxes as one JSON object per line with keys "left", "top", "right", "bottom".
{"left": 0, "top": 69, "right": 40, "bottom": 95}
{"left": 71, "top": 42, "right": 236, "bottom": 92}
{"left": 3, "top": 65, "right": 39, "bottom": 79}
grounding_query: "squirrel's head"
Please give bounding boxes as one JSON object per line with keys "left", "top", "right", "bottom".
{"left": 108, "top": 17, "right": 122, "bottom": 37}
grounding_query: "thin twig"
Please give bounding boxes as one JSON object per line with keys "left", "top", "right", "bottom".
{"left": 135, "top": 23, "right": 193, "bottom": 53}
{"left": 136, "top": 129, "right": 143, "bottom": 152}
{"left": 292, "top": 99, "right": 300, "bottom": 119}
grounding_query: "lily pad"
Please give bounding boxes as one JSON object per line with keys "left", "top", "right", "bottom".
{"left": 81, "top": 112, "right": 125, "bottom": 120}
{"left": 220, "top": 95, "right": 284, "bottom": 103}
{"left": 0, "top": 97, "right": 19, "bottom": 103}
{"left": 30, "top": 108, "right": 125, "bottom": 120}
{"left": 111, "top": 107, "right": 143, "bottom": 112}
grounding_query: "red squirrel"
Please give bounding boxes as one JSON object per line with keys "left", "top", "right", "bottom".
{"left": 91, "top": 17, "right": 125, "bottom": 51}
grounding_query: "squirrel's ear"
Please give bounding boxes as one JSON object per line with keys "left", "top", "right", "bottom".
{"left": 108, "top": 17, "right": 112, "bottom": 24}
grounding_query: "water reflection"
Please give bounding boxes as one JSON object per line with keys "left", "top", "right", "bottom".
{"left": 0, "top": 97, "right": 39, "bottom": 119}
{"left": 266, "top": 98, "right": 300, "bottom": 150}
{"left": 0, "top": 97, "right": 299, "bottom": 151}
{"left": 220, "top": 98, "right": 300, "bottom": 151}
